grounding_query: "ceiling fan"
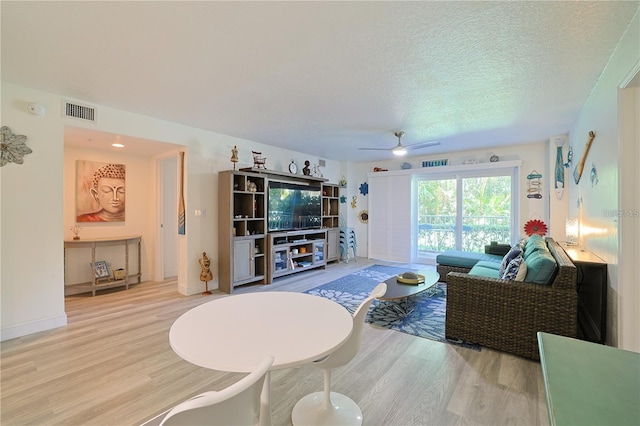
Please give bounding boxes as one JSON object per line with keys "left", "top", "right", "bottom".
{"left": 358, "top": 131, "right": 440, "bottom": 156}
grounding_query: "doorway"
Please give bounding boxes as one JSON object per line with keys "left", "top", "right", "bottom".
{"left": 160, "top": 155, "right": 179, "bottom": 279}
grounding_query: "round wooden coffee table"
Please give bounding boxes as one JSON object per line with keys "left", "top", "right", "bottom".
{"left": 377, "top": 269, "right": 440, "bottom": 316}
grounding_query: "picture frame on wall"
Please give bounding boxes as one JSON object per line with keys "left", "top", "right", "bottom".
{"left": 93, "top": 261, "right": 110, "bottom": 279}
{"left": 76, "top": 160, "right": 126, "bottom": 223}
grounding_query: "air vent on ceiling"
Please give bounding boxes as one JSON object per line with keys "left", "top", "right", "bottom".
{"left": 63, "top": 100, "right": 96, "bottom": 122}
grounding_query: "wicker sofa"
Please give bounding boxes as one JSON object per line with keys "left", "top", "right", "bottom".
{"left": 444, "top": 237, "right": 577, "bottom": 360}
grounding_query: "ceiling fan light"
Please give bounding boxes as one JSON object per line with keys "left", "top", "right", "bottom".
{"left": 392, "top": 147, "right": 407, "bottom": 156}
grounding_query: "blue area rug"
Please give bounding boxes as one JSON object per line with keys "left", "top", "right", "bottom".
{"left": 305, "top": 265, "right": 480, "bottom": 350}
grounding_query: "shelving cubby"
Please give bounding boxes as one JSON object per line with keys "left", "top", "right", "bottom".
{"left": 218, "top": 170, "right": 267, "bottom": 293}
{"left": 321, "top": 183, "right": 340, "bottom": 262}
{"left": 267, "top": 229, "right": 327, "bottom": 283}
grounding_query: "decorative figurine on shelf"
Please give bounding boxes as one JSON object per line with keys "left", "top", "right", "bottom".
{"left": 252, "top": 151, "right": 266, "bottom": 169}
{"left": 70, "top": 226, "right": 82, "bottom": 240}
{"left": 303, "top": 160, "right": 311, "bottom": 176}
{"left": 199, "top": 251, "right": 213, "bottom": 295}
{"left": 230, "top": 146, "right": 238, "bottom": 170}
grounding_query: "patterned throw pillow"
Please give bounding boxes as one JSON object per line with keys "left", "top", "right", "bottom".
{"left": 502, "top": 255, "right": 525, "bottom": 280}
{"left": 514, "top": 258, "right": 528, "bottom": 281}
{"left": 499, "top": 245, "right": 522, "bottom": 276}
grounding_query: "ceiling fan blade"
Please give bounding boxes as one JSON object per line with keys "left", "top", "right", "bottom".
{"left": 358, "top": 147, "right": 394, "bottom": 151}
{"left": 357, "top": 131, "right": 439, "bottom": 152}
{"left": 404, "top": 141, "right": 441, "bottom": 150}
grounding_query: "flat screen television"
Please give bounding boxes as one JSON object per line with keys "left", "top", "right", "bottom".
{"left": 268, "top": 181, "right": 322, "bottom": 232}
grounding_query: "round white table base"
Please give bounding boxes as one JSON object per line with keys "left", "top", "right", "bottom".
{"left": 291, "top": 391, "right": 363, "bottom": 426}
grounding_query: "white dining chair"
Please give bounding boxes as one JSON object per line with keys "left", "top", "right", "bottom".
{"left": 141, "top": 355, "right": 274, "bottom": 426}
{"left": 291, "top": 283, "right": 387, "bottom": 425}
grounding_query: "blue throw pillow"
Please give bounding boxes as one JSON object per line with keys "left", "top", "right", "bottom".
{"left": 499, "top": 245, "right": 522, "bottom": 276}
{"left": 502, "top": 255, "right": 524, "bottom": 280}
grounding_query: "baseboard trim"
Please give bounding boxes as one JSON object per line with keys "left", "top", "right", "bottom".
{"left": 1, "top": 313, "right": 68, "bottom": 342}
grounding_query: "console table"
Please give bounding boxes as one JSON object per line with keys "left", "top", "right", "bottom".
{"left": 538, "top": 332, "right": 639, "bottom": 425}
{"left": 559, "top": 243, "right": 607, "bottom": 343}
{"left": 64, "top": 236, "right": 142, "bottom": 296}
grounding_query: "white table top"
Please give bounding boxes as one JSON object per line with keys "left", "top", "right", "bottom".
{"left": 169, "top": 291, "right": 353, "bottom": 373}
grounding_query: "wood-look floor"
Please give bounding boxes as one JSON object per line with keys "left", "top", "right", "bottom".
{"left": 1, "top": 259, "right": 548, "bottom": 426}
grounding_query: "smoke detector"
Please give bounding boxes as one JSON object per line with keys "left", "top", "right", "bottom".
{"left": 27, "top": 103, "right": 46, "bottom": 116}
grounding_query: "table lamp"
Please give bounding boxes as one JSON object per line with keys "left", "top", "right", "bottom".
{"left": 565, "top": 217, "right": 579, "bottom": 245}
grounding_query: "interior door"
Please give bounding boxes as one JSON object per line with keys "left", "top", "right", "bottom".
{"left": 162, "top": 156, "right": 178, "bottom": 278}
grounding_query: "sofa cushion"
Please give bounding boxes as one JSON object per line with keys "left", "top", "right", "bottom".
{"left": 475, "top": 260, "right": 501, "bottom": 271}
{"left": 525, "top": 233, "right": 544, "bottom": 248}
{"left": 523, "top": 237, "right": 548, "bottom": 260}
{"left": 469, "top": 263, "right": 501, "bottom": 278}
{"left": 499, "top": 245, "right": 523, "bottom": 276}
{"left": 524, "top": 250, "right": 557, "bottom": 284}
{"left": 501, "top": 255, "right": 527, "bottom": 281}
{"left": 436, "top": 251, "right": 502, "bottom": 269}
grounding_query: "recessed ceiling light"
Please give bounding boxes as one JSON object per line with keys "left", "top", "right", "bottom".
{"left": 112, "top": 143, "right": 125, "bottom": 148}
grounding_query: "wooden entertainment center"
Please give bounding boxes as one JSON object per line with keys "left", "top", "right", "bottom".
{"left": 218, "top": 169, "right": 340, "bottom": 293}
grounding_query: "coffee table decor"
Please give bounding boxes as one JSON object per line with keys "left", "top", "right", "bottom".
{"left": 305, "top": 265, "right": 480, "bottom": 350}
{"left": 396, "top": 271, "right": 425, "bottom": 284}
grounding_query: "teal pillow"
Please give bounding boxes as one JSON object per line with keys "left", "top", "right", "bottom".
{"left": 524, "top": 238, "right": 548, "bottom": 259}
{"left": 524, "top": 250, "right": 557, "bottom": 284}
{"left": 525, "top": 234, "right": 544, "bottom": 248}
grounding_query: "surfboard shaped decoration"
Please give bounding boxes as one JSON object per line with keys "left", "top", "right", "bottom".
{"left": 554, "top": 136, "right": 566, "bottom": 200}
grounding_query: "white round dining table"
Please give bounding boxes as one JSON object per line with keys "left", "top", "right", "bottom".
{"left": 169, "top": 291, "right": 353, "bottom": 425}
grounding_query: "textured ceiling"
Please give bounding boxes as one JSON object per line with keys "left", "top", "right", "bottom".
{"left": 2, "top": 1, "right": 638, "bottom": 161}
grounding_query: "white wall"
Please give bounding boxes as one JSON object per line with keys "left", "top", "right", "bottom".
{"left": 1, "top": 82, "right": 343, "bottom": 340}
{"left": 1, "top": 84, "right": 67, "bottom": 340}
{"left": 347, "top": 141, "right": 552, "bottom": 253}
{"left": 568, "top": 9, "right": 639, "bottom": 349}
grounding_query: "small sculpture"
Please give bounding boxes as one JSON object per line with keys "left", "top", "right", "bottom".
{"left": 70, "top": 226, "right": 82, "bottom": 240}
{"left": 252, "top": 151, "right": 266, "bottom": 169}
{"left": 303, "top": 160, "right": 311, "bottom": 175}
{"left": 199, "top": 252, "right": 213, "bottom": 295}
{"left": 230, "top": 146, "right": 238, "bottom": 170}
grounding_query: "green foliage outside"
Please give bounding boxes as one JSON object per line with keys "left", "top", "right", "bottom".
{"left": 418, "top": 176, "right": 511, "bottom": 252}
